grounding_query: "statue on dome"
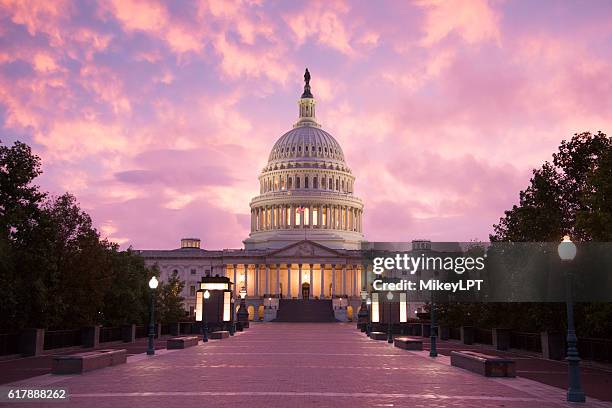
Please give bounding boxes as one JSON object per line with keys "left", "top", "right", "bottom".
{"left": 304, "top": 68, "right": 310, "bottom": 86}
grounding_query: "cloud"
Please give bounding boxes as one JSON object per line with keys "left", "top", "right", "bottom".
{"left": 417, "top": 0, "right": 501, "bottom": 46}
{"left": 1, "top": 0, "right": 611, "bottom": 250}
{"left": 99, "top": 0, "right": 205, "bottom": 54}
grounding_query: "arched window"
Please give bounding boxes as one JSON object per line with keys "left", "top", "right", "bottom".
{"left": 296, "top": 177, "right": 301, "bottom": 189}
{"left": 313, "top": 176, "right": 318, "bottom": 189}
{"left": 341, "top": 180, "right": 345, "bottom": 192}
{"left": 336, "top": 179, "right": 339, "bottom": 191}
{"left": 305, "top": 176, "right": 309, "bottom": 189}
{"left": 329, "top": 178, "right": 333, "bottom": 190}
{"left": 288, "top": 177, "right": 293, "bottom": 190}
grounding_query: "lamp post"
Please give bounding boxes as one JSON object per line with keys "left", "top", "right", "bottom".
{"left": 358, "top": 290, "right": 369, "bottom": 332}
{"left": 237, "top": 287, "right": 249, "bottom": 329}
{"left": 365, "top": 297, "right": 372, "bottom": 336}
{"left": 229, "top": 294, "right": 236, "bottom": 335}
{"left": 202, "top": 290, "right": 210, "bottom": 342}
{"left": 147, "top": 276, "right": 159, "bottom": 356}
{"left": 387, "top": 291, "right": 393, "bottom": 343}
{"left": 558, "top": 235, "right": 585, "bottom": 403}
{"left": 429, "top": 289, "right": 437, "bottom": 357}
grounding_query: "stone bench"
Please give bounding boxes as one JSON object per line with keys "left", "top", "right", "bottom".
{"left": 450, "top": 351, "right": 516, "bottom": 377}
{"left": 52, "top": 349, "right": 127, "bottom": 374}
{"left": 369, "top": 331, "right": 388, "bottom": 341}
{"left": 167, "top": 336, "right": 199, "bottom": 349}
{"left": 209, "top": 331, "right": 229, "bottom": 340}
{"left": 394, "top": 337, "right": 423, "bottom": 350}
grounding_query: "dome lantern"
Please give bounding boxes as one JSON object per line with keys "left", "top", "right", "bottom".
{"left": 295, "top": 68, "right": 319, "bottom": 128}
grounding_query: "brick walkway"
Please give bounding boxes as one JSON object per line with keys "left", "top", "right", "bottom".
{"left": 6, "top": 323, "right": 612, "bottom": 408}
{"left": 0, "top": 337, "right": 171, "bottom": 385}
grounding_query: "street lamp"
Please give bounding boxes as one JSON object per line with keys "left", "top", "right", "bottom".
{"left": 358, "top": 290, "right": 369, "bottom": 332}
{"left": 202, "top": 290, "right": 210, "bottom": 342}
{"left": 237, "top": 287, "right": 249, "bottom": 329}
{"left": 429, "top": 289, "right": 437, "bottom": 357}
{"left": 147, "top": 276, "right": 158, "bottom": 356}
{"left": 386, "top": 291, "right": 393, "bottom": 343}
{"left": 558, "top": 235, "right": 585, "bottom": 403}
{"left": 365, "top": 297, "right": 372, "bottom": 336}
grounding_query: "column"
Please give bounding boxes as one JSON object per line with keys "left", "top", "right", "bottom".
{"left": 309, "top": 264, "right": 313, "bottom": 299}
{"left": 345, "top": 206, "right": 349, "bottom": 230}
{"left": 318, "top": 204, "right": 322, "bottom": 228}
{"left": 287, "top": 265, "right": 292, "bottom": 298}
{"left": 353, "top": 265, "right": 357, "bottom": 296}
{"left": 290, "top": 204, "right": 294, "bottom": 228}
{"left": 360, "top": 210, "right": 363, "bottom": 232}
{"left": 244, "top": 264, "right": 249, "bottom": 296}
{"left": 320, "top": 264, "right": 325, "bottom": 299}
{"left": 276, "top": 265, "right": 280, "bottom": 296}
{"left": 321, "top": 205, "right": 325, "bottom": 229}
{"left": 233, "top": 264, "right": 237, "bottom": 295}
{"left": 301, "top": 206, "right": 305, "bottom": 227}
{"left": 281, "top": 205, "right": 286, "bottom": 228}
{"left": 331, "top": 265, "right": 336, "bottom": 297}
{"left": 309, "top": 205, "right": 313, "bottom": 227}
{"left": 255, "top": 264, "right": 259, "bottom": 297}
{"left": 273, "top": 206, "right": 277, "bottom": 229}
{"left": 298, "top": 264, "right": 303, "bottom": 295}
{"left": 342, "top": 265, "right": 346, "bottom": 295}
{"left": 265, "top": 265, "right": 270, "bottom": 295}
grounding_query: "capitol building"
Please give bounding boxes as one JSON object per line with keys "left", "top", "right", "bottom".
{"left": 140, "top": 70, "right": 368, "bottom": 321}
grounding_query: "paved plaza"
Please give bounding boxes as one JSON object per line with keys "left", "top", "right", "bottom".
{"left": 4, "top": 323, "right": 612, "bottom": 408}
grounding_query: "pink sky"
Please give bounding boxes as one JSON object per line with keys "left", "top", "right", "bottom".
{"left": 1, "top": 0, "right": 611, "bottom": 249}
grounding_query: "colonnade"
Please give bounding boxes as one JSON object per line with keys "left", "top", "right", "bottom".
{"left": 226, "top": 263, "right": 363, "bottom": 299}
{"left": 251, "top": 204, "right": 363, "bottom": 233}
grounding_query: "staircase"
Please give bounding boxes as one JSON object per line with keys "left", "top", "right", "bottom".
{"left": 274, "top": 299, "right": 336, "bottom": 322}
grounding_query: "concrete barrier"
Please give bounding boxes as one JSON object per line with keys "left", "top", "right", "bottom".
{"left": 52, "top": 349, "right": 127, "bottom": 374}
{"left": 167, "top": 336, "right": 199, "bottom": 349}
{"left": 210, "top": 331, "right": 229, "bottom": 340}
{"left": 369, "top": 332, "right": 387, "bottom": 341}
{"left": 394, "top": 337, "right": 423, "bottom": 350}
{"left": 450, "top": 351, "right": 515, "bottom": 377}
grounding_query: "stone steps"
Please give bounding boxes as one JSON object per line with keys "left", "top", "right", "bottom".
{"left": 274, "top": 299, "right": 336, "bottom": 322}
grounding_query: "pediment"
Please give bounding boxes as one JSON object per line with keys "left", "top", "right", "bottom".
{"left": 268, "top": 240, "right": 343, "bottom": 258}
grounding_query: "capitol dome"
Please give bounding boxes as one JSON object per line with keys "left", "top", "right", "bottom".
{"left": 268, "top": 127, "right": 346, "bottom": 165}
{"left": 244, "top": 69, "right": 364, "bottom": 250}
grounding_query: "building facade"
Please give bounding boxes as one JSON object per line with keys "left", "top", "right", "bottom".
{"left": 139, "top": 70, "right": 367, "bottom": 320}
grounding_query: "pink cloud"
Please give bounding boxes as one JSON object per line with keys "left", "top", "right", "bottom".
{"left": 417, "top": 0, "right": 501, "bottom": 46}
{"left": 0, "top": 0, "right": 611, "bottom": 250}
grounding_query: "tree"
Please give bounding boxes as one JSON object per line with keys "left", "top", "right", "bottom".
{"left": 156, "top": 271, "right": 186, "bottom": 323}
{"left": 0, "top": 140, "right": 175, "bottom": 333}
{"left": 492, "top": 131, "right": 612, "bottom": 242}
{"left": 487, "top": 131, "right": 612, "bottom": 335}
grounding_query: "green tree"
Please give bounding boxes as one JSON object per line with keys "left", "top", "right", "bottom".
{"left": 0, "top": 140, "right": 165, "bottom": 333}
{"left": 156, "top": 271, "right": 186, "bottom": 323}
{"left": 492, "top": 131, "right": 612, "bottom": 242}
{"left": 487, "top": 131, "right": 612, "bottom": 335}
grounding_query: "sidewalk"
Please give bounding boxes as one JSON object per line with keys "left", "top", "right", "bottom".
{"left": 0, "top": 336, "right": 171, "bottom": 385}
{"left": 418, "top": 336, "right": 612, "bottom": 402}
{"left": 5, "top": 323, "right": 612, "bottom": 407}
